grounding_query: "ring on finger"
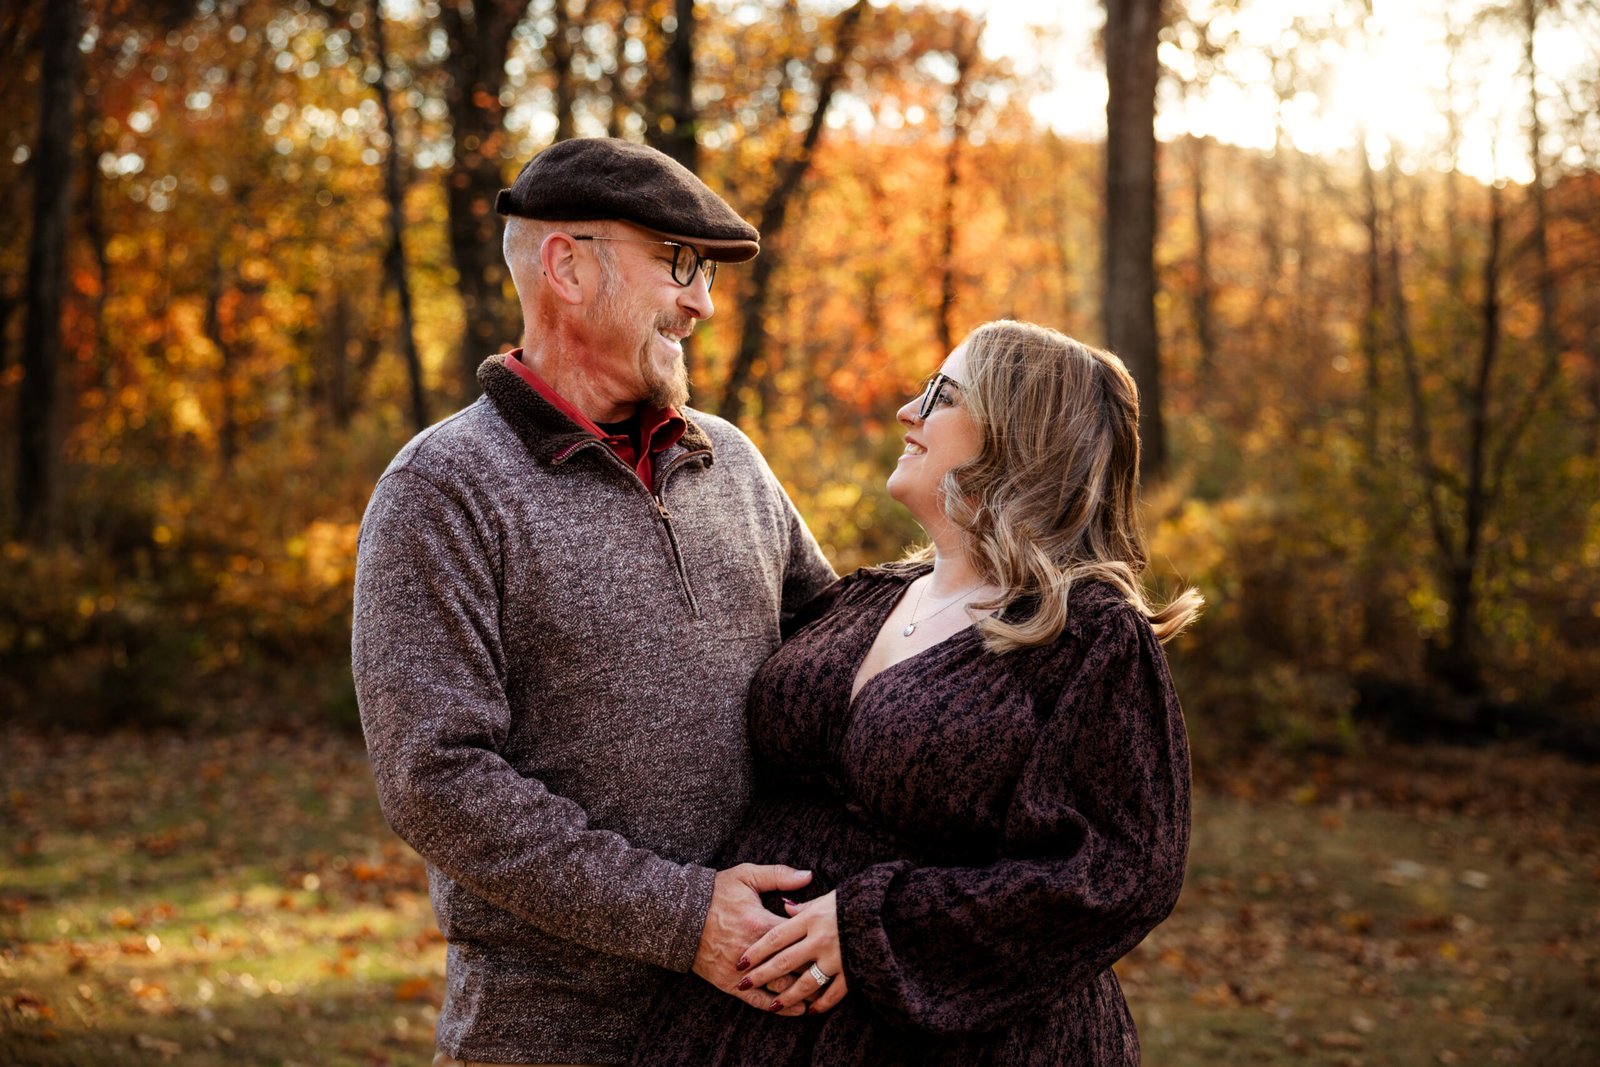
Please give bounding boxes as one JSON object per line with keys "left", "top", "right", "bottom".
{"left": 807, "top": 962, "right": 832, "bottom": 987}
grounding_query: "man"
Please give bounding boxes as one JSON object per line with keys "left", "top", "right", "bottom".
{"left": 352, "top": 137, "right": 836, "bottom": 1067}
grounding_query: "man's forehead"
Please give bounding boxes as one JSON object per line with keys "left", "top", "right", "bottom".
{"left": 566, "top": 219, "right": 699, "bottom": 253}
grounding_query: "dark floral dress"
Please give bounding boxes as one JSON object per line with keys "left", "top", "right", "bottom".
{"left": 632, "top": 563, "right": 1191, "bottom": 1066}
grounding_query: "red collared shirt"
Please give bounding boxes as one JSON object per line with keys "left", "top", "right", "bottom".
{"left": 502, "top": 350, "right": 686, "bottom": 490}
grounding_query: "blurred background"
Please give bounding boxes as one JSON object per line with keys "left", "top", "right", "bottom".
{"left": 2, "top": 1, "right": 1597, "bottom": 1064}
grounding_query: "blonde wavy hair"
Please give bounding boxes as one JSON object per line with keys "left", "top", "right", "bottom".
{"left": 912, "top": 319, "right": 1202, "bottom": 651}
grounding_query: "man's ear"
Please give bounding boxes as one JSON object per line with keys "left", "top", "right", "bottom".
{"left": 539, "top": 232, "right": 586, "bottom": 307}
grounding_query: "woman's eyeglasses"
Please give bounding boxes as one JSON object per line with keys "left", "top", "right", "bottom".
{"left": 915, "top": 373, "right": 962, "bottom": 420}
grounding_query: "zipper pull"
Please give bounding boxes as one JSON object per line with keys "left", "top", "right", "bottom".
{"left": 656, "top": 498, "right": 671, "bottom": 521}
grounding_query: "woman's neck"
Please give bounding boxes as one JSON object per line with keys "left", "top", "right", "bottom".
{"left": 923, "top": 537, "right": 989, "bottom": 598}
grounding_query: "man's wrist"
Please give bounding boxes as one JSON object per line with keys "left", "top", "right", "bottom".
{"left": 672, "top": 863, "right": 720, "bottom": 973}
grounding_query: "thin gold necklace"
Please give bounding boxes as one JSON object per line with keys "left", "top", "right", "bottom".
{"left": 901, "top": 578, "right": 986, "bottom": 637}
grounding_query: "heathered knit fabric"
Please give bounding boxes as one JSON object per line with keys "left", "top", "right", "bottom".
{"left": 352, "top": 354, "right": 835, "bottom": 1065}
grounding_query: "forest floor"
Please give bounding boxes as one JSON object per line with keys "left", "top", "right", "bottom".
{"left": 1, "top": 728, "right": 1596, "bottom": 1067}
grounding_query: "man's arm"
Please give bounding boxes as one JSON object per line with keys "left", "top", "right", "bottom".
{"left": 770, "top": 464, "right": 837, "bottom": 627}
{"left": 353, "top": 468, "right": 807, "bottom": 991}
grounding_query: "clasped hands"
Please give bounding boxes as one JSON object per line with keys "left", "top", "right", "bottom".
{"left": 691, "top": 864, "right": 849, "bottom": 1017}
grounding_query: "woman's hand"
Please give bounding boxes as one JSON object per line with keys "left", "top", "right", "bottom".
{"left": 736, "top": 891, "right": 849, "bottom": 1015}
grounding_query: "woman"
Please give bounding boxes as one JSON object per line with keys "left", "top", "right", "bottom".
{"left": 634, "top": 320, "right": 1200, "bottom": 1065}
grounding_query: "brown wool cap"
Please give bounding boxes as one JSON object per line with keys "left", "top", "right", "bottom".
{"left": 495, "top": 137, "right": 760, "bottom": 262}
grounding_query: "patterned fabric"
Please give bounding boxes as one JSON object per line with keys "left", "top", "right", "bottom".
{"left": 633, "top": 563, "right": 1190, "bottom": 1066}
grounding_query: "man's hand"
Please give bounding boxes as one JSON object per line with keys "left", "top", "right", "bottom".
{"left": 692, "top": 863, "right": 812, "bottom": 1015}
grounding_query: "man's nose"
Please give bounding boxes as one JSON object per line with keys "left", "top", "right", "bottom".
{"left": 679, "top": 271, "right": 714, "bottom": 320}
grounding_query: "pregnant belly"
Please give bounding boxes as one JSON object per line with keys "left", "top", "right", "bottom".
{"left": 717, "top": 792, "right": 935, "bottom": 899}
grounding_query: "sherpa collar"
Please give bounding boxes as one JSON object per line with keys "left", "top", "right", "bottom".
{"left": 477, "top": 354, "right": 715, "bottom": 466}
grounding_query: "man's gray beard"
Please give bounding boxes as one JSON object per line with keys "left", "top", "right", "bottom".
{"left": 646, "top": 346, "right": 691, "bottom": 410}
{"left": 593, "top": 267, "right": 690, "bottom": 411}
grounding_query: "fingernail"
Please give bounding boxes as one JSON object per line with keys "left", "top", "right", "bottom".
{"left": 769, "top": 999, "right": 784, "bottom": 1012}
{"left": 736, "top": 977, "right": 752, "bottom": 991}
{"left": 782, "top": 897, "right": 797, "bottom": 907}
{"left": 735, "top": 957, "right": 749, "bottom": 972}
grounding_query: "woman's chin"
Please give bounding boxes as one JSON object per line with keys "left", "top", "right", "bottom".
{"left": 885, "top": 480, "right": 935, "bottom": 529}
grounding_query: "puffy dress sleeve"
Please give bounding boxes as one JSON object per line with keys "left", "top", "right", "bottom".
{"left": 833, "top": 599, "right": 1191, "bottom": 1035}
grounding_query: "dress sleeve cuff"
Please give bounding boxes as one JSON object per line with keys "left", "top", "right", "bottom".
{"left": 835, "top": 860, "right": 916, "bottom": 1019}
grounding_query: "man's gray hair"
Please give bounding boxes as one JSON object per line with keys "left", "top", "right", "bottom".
{"left": 503, "top": 217, "right": 622, "bottom": 313}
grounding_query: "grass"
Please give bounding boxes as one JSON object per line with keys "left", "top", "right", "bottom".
{"left": 1124, "top": 745, "right": 1600, "bottom": 1066}
{"left": 2, "top": 729, "right": 1596, "bottom": 1066}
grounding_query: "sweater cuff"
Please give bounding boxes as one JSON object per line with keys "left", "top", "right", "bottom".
{"left": 663, "top": 864, "right": 720, "bottom": 973}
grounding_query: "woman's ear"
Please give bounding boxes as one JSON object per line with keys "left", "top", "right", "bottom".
{"left": 539, "top": 231, "right": 586, "bottom": 307}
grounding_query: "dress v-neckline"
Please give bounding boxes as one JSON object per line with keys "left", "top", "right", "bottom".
{"left": 848, "top": 569, "right": 977, "bottom": 706}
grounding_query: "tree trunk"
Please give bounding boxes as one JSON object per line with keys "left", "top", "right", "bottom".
{"left": 373, "top": 0, "right": 430, "bottom": 432}
{"left": 605, "top": 0, "right": 644, "bottom": 138}
{"left": 1102, "top": 0, "right": 1165, "bottom": 482}
{"left": 17, "top": 0, "right": 79, "bottom": 542}
{"left": 548, "top": 0, "right": 577, "bottom": 143}
{"left": 1359, "top": 129, "right": 1382, "bottom": 461}
{"left": 1385, "top": 165, "right": 1450, "bottom": 567}
{"left": 1443, "top": 53, "right": 1465, "bottom": 302}
{"left": 0, "top": 280, "right": 15, "bottom": 376}
{"left": 82, "top": 89, "right": 112, "bottom": 394}
{"left": 439, "top": 0, "right": 524, "bottom": 398}
{"left": 936, "top": 21, "right": 981, "bottom": 358}
{"left": 649, "top": 0, "right": 699, "bottom": 173}
{"left": 1523, "top": 0, "right": 1561, "bottom": 384}
{"left": 719, "top": 0, "right": 868, "bottom": 425}
{"left": 643, "top": 0, "right": 700, "bottom": 379}
{"left": 1186, "top": 133, "right": 1216, "bottom": 385}
{"left": 1438, "top": 180, "right": 1502, "bottom": 697}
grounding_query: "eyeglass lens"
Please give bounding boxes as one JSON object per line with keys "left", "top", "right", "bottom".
{"left": 670, "top": 245, "right": 717, "bottom": 291}
{"left": 917, "top": 374, "right": 953, "bottom": 420}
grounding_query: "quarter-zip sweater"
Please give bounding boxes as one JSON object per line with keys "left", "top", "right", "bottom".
{"left": 352, "top": 354, "right": 836, "bottom": 1065}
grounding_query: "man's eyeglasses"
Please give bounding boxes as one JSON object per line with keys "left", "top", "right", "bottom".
{"left": 571, "top": 235, "right": 717, "bottom": 291}
{"left": 915, "top": 373, "right": 962, "bottom": 420}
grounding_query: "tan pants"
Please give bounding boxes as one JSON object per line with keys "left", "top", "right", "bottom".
{"left": 432, "top": 1054, "right": 608, "bottom": 1067}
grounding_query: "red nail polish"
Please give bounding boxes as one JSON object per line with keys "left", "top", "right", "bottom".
{"left": 736, "top": 977, "right": 752, "bottom": 991}
{"left": 769, "top": 1000, "right": 784, "bottom": 1012}
{"left": 736, "top": 957, "right": 749, "bottom": 972}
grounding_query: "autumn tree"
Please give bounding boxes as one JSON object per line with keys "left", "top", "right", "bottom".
{"left": 16, "top": 0, "right": 80, "bottom": 541}
{"left": 368, "top": 0, "right": 429, "bottom": 432}
{"left": 438, "top": 0, "right": 526, "bottom": 396}
{"left": 1103, "top": 0, "right": 1166, "bottom": 482}
{"left": 717, "top": 0, "right": 869, "bottom": 425}
{"left": 649, "top": 0, "right": 699, "bottom": 172}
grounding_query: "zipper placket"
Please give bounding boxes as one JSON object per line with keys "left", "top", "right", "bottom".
{"left": 653, "top": 448, "right": 712, "bottom": 619}
{"left": 553, "top": 439, "right": 709, "bottom": 617}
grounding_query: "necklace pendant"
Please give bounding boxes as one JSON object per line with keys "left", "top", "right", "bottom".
{"left": 902, "top": 622, "right": 917, "bottom": 637}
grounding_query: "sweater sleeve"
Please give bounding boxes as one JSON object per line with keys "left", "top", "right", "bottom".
{"left": 834, "top": 605, "right": 1191, "bottom": 1035}
{"left": 351, "top": 469, "right": 715, "bottom": 974}
{"left": 779, "top": 499, "right": 837, "bottom": 629}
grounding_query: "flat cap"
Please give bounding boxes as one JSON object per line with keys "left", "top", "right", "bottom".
{"left": 495, "top": 137, "right": 760, "bottom": 262}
